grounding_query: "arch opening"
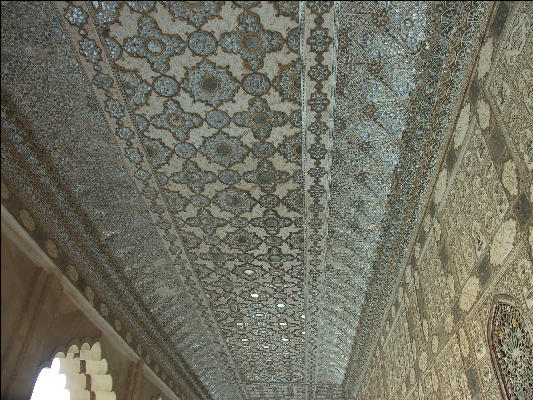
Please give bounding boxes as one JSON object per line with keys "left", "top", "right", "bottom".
{"left": 30, "top": 342, "right": 116, "bottom": 400}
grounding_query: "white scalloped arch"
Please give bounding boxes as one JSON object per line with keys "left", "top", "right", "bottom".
{"left": 31, "top": 341, "right": 116, "bottom": 400}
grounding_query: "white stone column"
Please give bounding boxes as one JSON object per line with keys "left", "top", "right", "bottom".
{"left": 90, "top": 374, "right": 113, "bottom": 392}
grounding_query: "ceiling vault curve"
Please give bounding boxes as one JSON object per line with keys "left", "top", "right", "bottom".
{"left": 1, "top": 1, "right": 492, "bottom": 399}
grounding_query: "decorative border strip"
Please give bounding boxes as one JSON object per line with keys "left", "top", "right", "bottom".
{"left": 299, "top": 2, "right": 309, "bottom": 397}
{"left": 300, "top": 2, "right": 336, "bottom": 399}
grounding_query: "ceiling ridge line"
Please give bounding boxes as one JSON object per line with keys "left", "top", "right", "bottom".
{"left": 310, "top": 1, "right": 340, "bottom": 398}
{"left": 298, "top": 2, "right": 309, "bottom": 400}
{"left": 299, "top": 2, "right": 338, "bottom": 398}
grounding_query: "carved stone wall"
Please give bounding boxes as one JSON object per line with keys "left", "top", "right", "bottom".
{"left": 355, "top": 2, "right": 533, "bottom": 399}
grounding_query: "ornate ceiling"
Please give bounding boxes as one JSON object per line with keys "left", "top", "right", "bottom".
{"left": 1, "top": 1, "right": 492, "bottom": 399}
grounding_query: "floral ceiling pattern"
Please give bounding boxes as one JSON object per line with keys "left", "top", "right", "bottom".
{"left": 1, "top": 1, "right": 491, "bottom": 399}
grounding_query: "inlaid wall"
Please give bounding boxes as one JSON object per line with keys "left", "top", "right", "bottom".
{"left": 356, "top": 2, "right": 533, "bottom": 399}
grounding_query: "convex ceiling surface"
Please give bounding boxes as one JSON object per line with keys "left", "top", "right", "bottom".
{"left": 1, "top": 1, "right": 491, "bottom": 399}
